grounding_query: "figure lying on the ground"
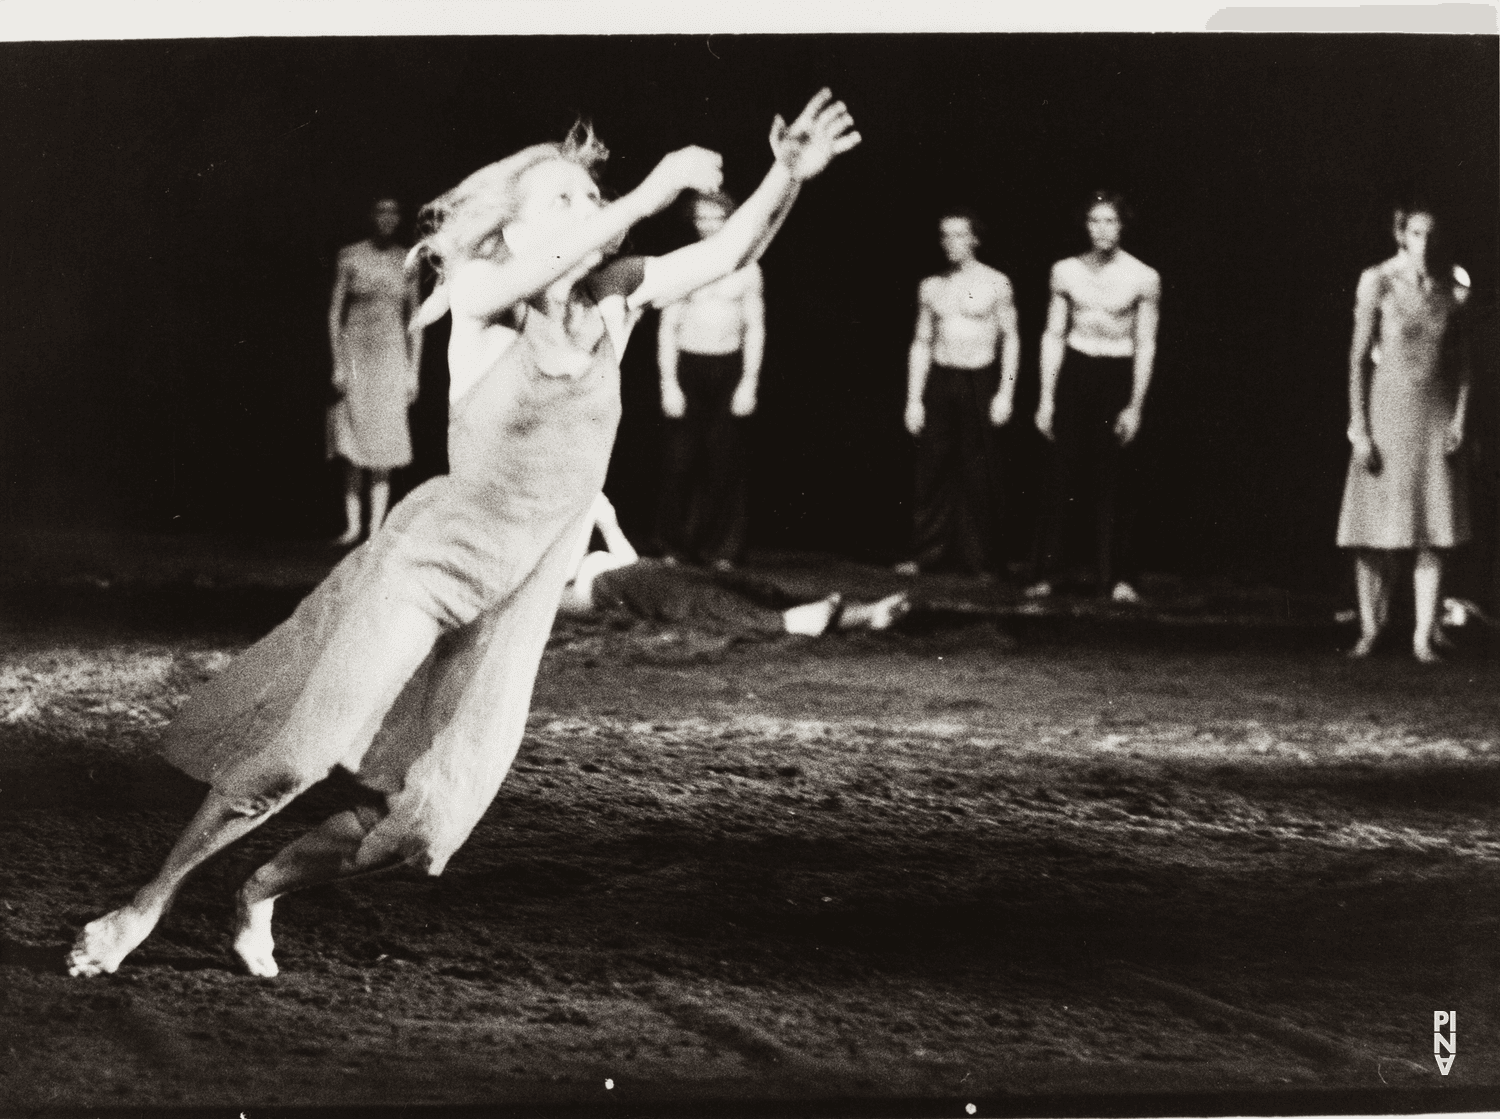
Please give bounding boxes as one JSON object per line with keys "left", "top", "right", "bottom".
{"left": 559, "top": 495, "right": 912, "bottom": 639}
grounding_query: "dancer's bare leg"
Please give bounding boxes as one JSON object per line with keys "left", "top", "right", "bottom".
{"left": 233, "top": 806, "right": 398, "bottom": 977}
{"left": 838, "top": 592, "right": 912, "bottom": 632}
{"left": 72, "top": 601, "right": 444, "bottom": 977}
{"left": 336, "top": 461, "right": 364, "bottom": 546}
{"left": 369, "top": 470, "right": 392, "bottom": 536}
{"left": 1413, "top": 548, "right": 1443, "bottom": 662}
{"left": 1350, "top": 550, "right": 1392, "bottom": 658}
{"left": 68, "top": 788, "right": 297, "bottom": 977}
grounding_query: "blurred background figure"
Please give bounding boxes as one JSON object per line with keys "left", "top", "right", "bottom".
{"left": 1337, "top": 201, "right": 1472, "bottom": 662}
{"left": 896, "top": 209, "right": 1019, "bottom": 579}
{"left": 653, "top": 191, "right": 764, "bottom": 571}
{"left": 327, "top": 196, "right": 423, "bottom": 545}
{"left": 1029, "top": 190, "right": 1161, "bottom": 603}
{"left": 568, "top": 494, "right": 910, "bottom": 638}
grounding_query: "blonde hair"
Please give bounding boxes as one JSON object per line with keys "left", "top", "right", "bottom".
{"left": 406, "top": 120, "right": 609, "bottom": 330}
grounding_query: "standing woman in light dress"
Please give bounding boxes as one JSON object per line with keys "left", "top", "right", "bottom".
{"left": 327, "top": 197, "right": 424, "bottom": 545}
{"left": 1338, "top": 203, "right": 1473, "bottom": 662}
{"left": 67, "top": 91, "right": 859, "bottom": 980}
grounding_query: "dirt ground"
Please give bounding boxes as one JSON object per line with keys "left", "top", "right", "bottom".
{"left": 2, "top": 532, "right": 1499, "bottom": 1115}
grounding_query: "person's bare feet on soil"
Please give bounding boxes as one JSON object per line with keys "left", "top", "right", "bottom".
{"left": 784, "top": 593, "right": 841, "bottom": 636}
{"left": 68, "top": 904, "right": 162, "bottom": 977}
{"left": 233, "top": 891, "right": 280, "bottom": 978}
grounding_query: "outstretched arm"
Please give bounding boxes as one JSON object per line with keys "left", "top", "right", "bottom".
{"left": 448, "top": 146, "right": 724, "bottom": 325}
{"left": 632, "top": 89, "right": 860, "bottom": 311}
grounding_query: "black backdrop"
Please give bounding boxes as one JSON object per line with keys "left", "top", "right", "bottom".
{"left": 0, "top": 35, "right": 1494, "bottom": 595}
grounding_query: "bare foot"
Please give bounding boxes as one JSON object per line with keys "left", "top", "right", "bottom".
{"left": 784, "top": 594, "right": 841, "bottom": 637}
{"left": 1413, "top": 643, "right": 1443, "bottom": 665}
{"left": 1347, "top": 633, "right": 1379, "bottom": 659}
{"left": 333, "top": 527, "right": 361, "bottom": 547}
{"left": 68, "top": 905, "right": 160, "bottom": 977}
{"left": 893, "top": 561, "right": 920, "bottom": 578}
{"left": 867, "top": 592, "right": 912, "bottom": 632}
{"left": 232, "top": 893, "right": 279, "bottom": 978}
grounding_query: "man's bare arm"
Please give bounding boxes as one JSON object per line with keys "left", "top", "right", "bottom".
{"left": 905, "top": 290, "right": 936, "bottom": 435}
{"left": 733, "top": 269, "right": 766, "bottom": 417}
{"left": 1035, "top": 267, "right": 1071, "bottom": 440}
{"left": 658, "top": 301, "right": 686, "bottom": 418}
{"left": 1129, "top": 276, "right": 1160, "bottom": 411}
{"left": 1113, "top": 276, "right": 1159, "bottom": 446}
{"left": 990, "top": 280, "right": 1020, "bottom": 425}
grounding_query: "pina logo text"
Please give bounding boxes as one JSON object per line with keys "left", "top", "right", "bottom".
{"left": 1434, "top": 1011, "right": 1456, "bottom": 1075}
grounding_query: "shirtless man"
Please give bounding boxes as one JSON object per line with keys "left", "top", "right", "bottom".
{"left": 1030, "top": 190, "right": 1161, "bottom": 602}
{"left": 654, "top": 191, "right": 765, "bottom": 570}
{"left": 897, "top": 209, "right": 1019, "bottom": 577}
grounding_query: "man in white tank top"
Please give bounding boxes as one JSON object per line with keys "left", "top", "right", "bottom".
{"left": 1030, "top": 191, "right": 1160, "bottom": 602}
{"left": 653, "top": 191, "right": 765, "bottom": 570}
{"left": 896, "top": 209, "right": 1019, "bottom": 577}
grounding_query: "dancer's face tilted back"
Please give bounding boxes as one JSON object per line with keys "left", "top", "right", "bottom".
{"left": 371, "top": 198, "right": 401, "bottom": 241}
{"left": 1086, "top": 203, "right": 1122, "bottom": 254}
{"left": 938, "top": 216, "right": 978, "bottom": 266}
{"left": 503, "top": 158, "right": 609, "bottom": 278}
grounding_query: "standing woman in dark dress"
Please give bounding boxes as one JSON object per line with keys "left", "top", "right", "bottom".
{"left": 1337, "top": 204, "right": 1473, "bottom": 662}
{"left": 328, "top": 197, "right": 424, "bottom": 545}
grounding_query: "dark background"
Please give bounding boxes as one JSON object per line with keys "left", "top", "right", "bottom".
{"left": 0, "top": 35, "right": 1494, "bottom": 596}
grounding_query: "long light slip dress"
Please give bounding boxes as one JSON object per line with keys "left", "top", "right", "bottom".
{"left": 165, "top": 257, "right": 647, "bottom": 875}
{"left": 1336, "top": 258, "right": 1470, "bottom": 550}
{"left": 327, "top": 241, "right": 418, "bottom": 470}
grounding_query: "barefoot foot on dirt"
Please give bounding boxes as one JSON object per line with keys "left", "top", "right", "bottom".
{"left": 867, "top": 592, "right": 912, "bottom": 632}
{"left": 1347, "top": 633, "right": 1378, "bottom": 659}
{"left": 784, "top": 594, "right": 841, "bottom": 637}
{"left": 68, "top": 906, "right": 160, "bottom": 977}
{"left": 233, "top": 895, "right": 279, "bottom": 978}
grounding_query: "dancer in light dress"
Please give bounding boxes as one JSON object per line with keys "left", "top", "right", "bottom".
{"left": 327, "top": 197, "right": 423, "bottom": 545}
{"left": 69, "top": 90, "right": 860, "bottom": 979}
{"left": 1337, "top": 203, "right": 1472, "bottom": 662}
